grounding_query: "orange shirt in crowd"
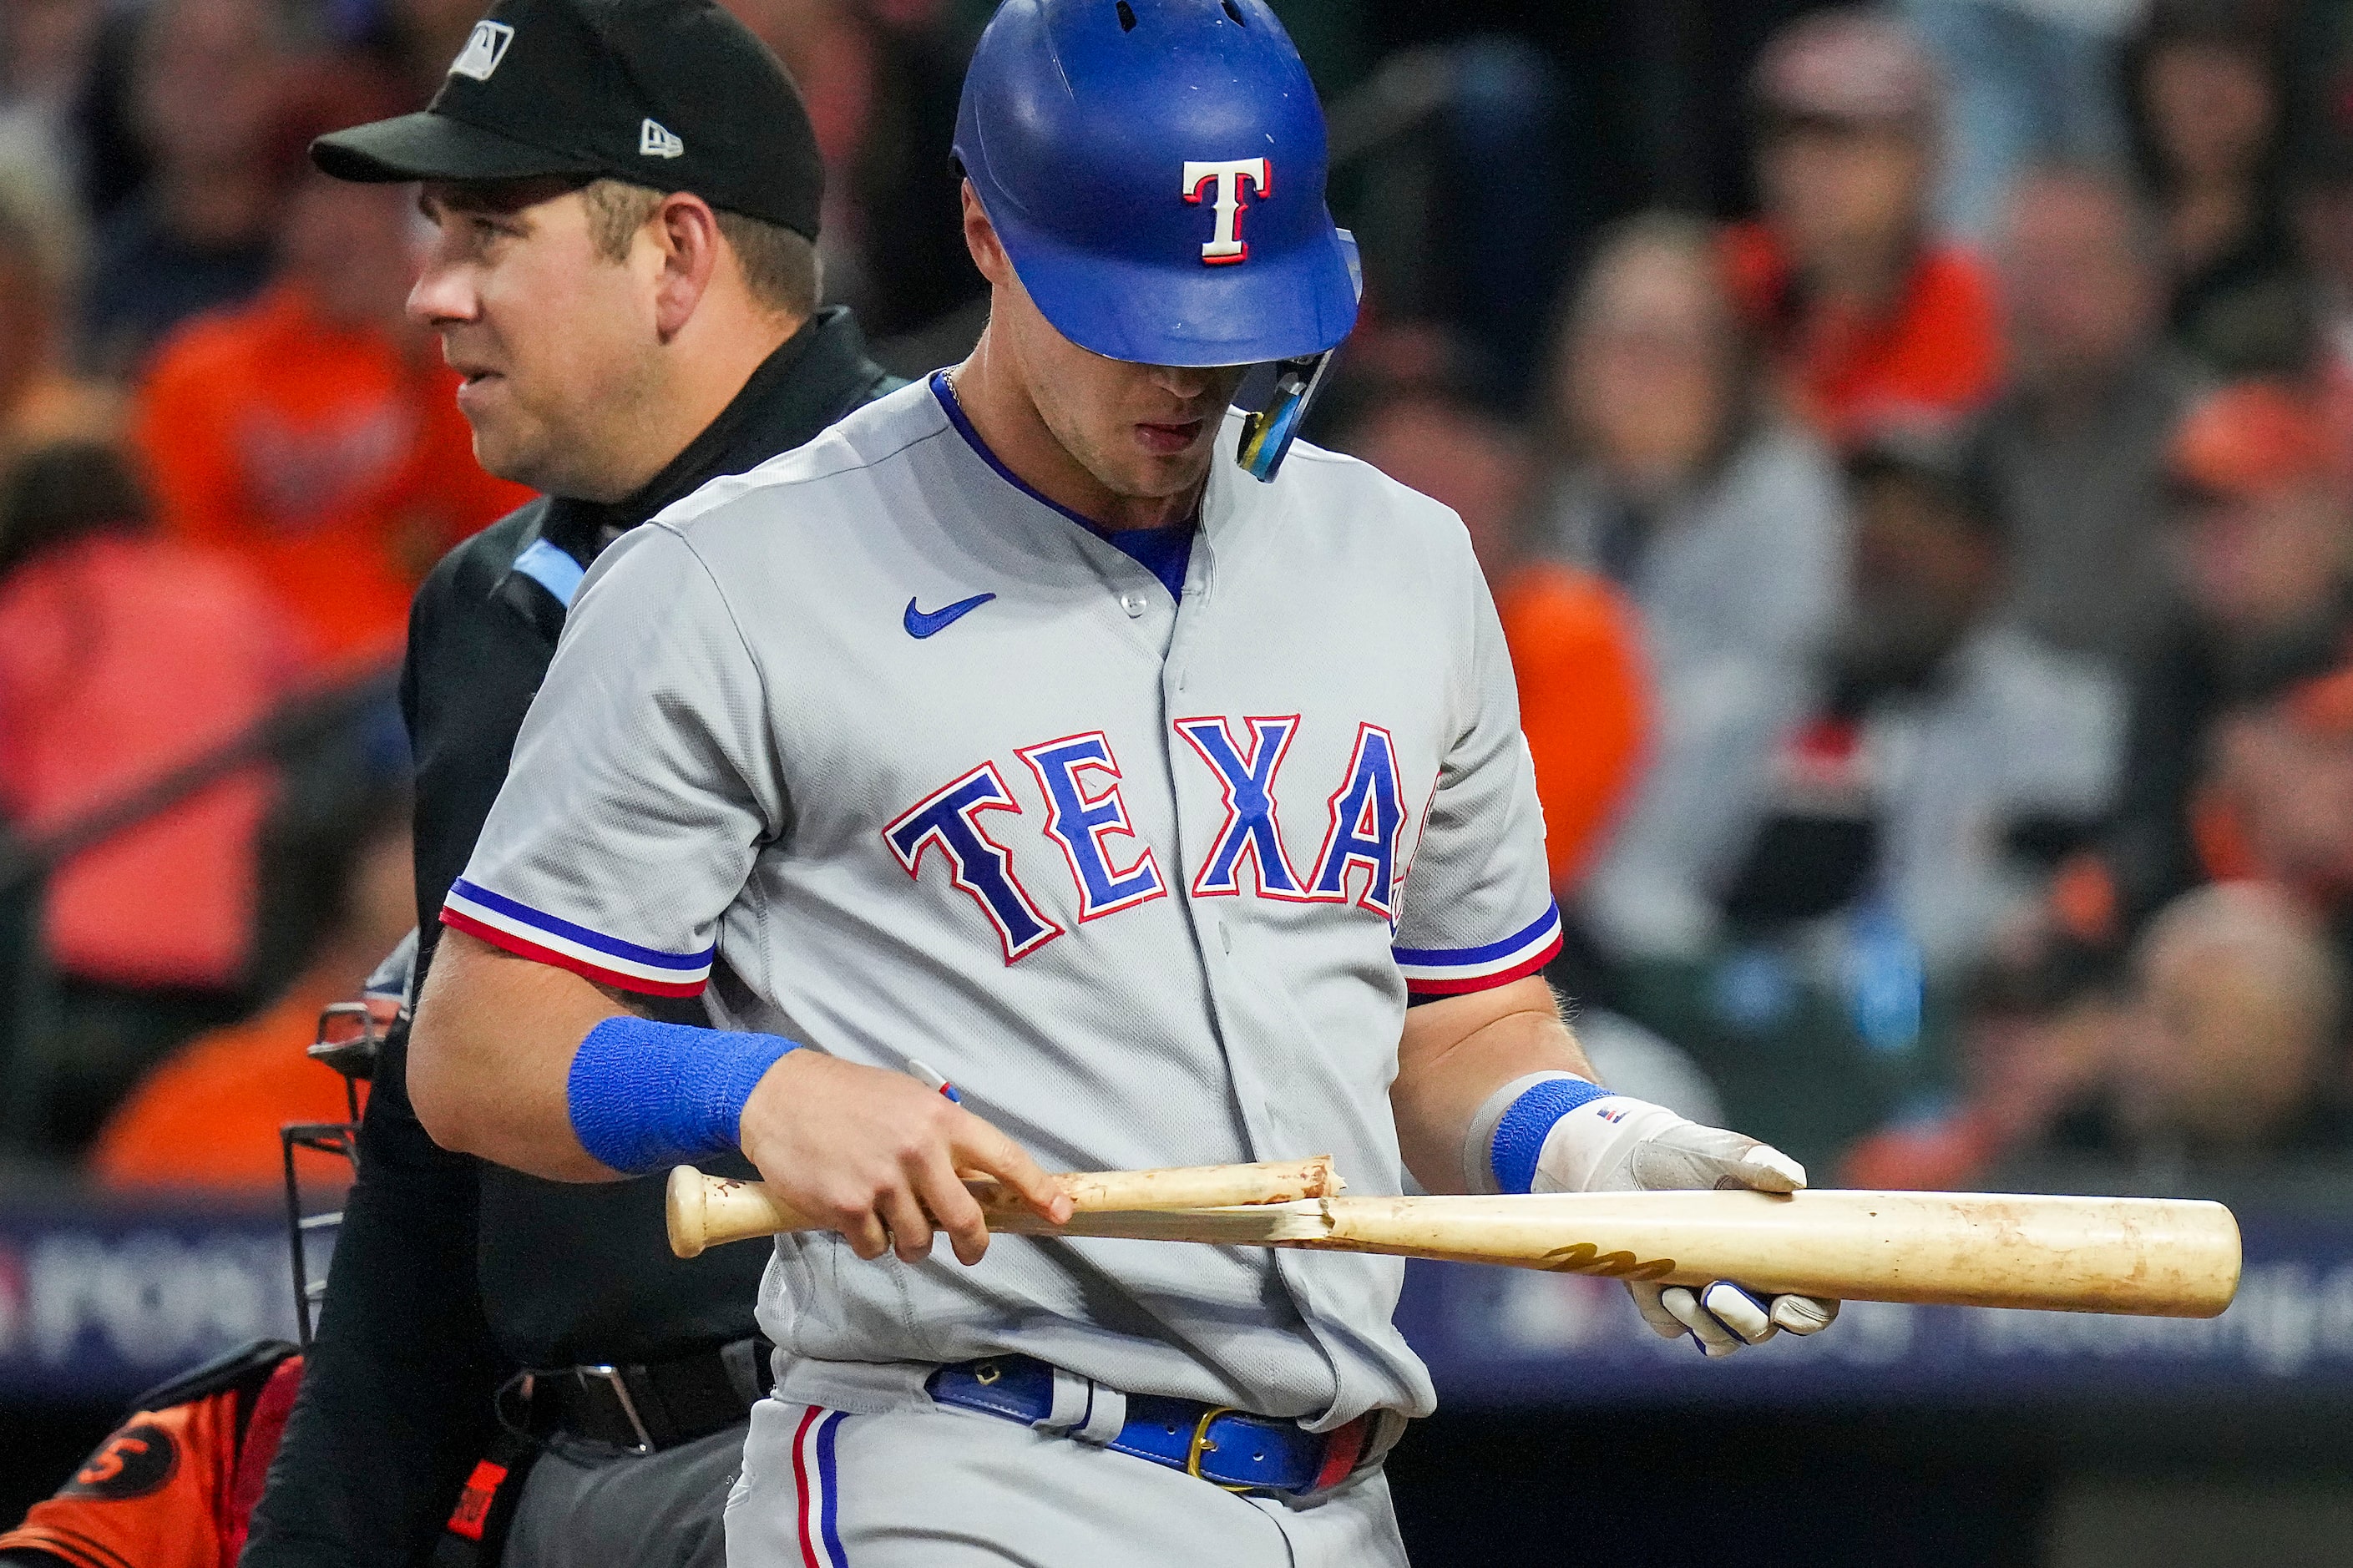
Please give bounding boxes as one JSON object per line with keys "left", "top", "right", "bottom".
{"left": 1721, "top": 220, "right": 2003, "bottom": 443}
{"left": 0, "top": 533, "right": 296, "bottom": 989}
{"left": 133, "top": 281, "right": 532, "bottom": 665}
{"left": 89, "top": 979, "right": 364, "bottom": 1191}
{"left": 1494, "top": 561, "right": 1651, "bottom": 893}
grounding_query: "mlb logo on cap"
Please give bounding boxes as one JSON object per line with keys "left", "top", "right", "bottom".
{"left": 449, "top": 20, "right": 514, "bottom": 82}
{"left": 311, "top": 0, "right": 824, "bottom": 242}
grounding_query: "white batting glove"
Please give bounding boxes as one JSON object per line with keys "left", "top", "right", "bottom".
{"left": 1532, "top": 1095, "right": 1841, "bottom": 1358}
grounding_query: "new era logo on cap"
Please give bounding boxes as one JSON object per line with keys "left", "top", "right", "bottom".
{"left": 448, "top": 20, "right": 514, "bottom": 82}
{"left": 640, "top": 118, "right": 685, "bottom": 158}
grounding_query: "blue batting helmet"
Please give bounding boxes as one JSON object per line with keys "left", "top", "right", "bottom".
{"left": 952, "top": 0, "right": 1358, "bottom": 371}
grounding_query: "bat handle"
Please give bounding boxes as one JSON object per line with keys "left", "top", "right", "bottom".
{"left": 670, "top": 1050, "right": 958, "bottom": 1257}
{"left": 665, "top": 1156, "right": 1348, "bottom": 1257}
{"left": 666, "top": 1165, "right": 820, "bottom": 1257}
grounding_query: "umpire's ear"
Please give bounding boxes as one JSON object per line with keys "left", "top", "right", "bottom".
{"left": 650, "top": 190, "right": 726, "bottom": 343}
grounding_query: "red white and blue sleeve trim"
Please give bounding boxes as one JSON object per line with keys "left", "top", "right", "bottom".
{"left": 440, "top": 878, "right": 715, "bottom": 998}
{"left": 1394, "top": 905, "right": 1564, "bottom": 997}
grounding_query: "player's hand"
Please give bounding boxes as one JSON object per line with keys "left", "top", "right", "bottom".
{"left": 1532, "top": 1094, "right": 1840, "bottom": 1358}
{"left": 737, "top": 1051, "right": 1073, "bottom": 1267}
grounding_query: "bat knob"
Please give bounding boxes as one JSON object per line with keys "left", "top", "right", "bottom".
{"left": 666, "top": 1165, "right": 708, "bottom": 1258}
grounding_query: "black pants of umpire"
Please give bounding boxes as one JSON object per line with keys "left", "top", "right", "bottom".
{"left": 503, "top": 1419, "right": 746, "bottom": 1568}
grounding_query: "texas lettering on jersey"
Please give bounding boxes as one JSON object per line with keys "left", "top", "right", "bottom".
{"left": 883, "top": 715, "right": 1404, "bottom": 964}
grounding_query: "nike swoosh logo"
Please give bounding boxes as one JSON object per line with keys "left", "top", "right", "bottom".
{"left": 903, "top": 592, "right": 997, "bottom": 639}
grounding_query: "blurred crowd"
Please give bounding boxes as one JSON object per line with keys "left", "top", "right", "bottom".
{"left": 4, "top": 0, "right": 2353, "bottom": 1196}
{"left": 1322, "top": 0, "right": 2353, "bottom": 1192}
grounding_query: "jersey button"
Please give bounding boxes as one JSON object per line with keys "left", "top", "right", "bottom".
{"left": 1119, "top": 591, "right": 1148, "bottom": 617}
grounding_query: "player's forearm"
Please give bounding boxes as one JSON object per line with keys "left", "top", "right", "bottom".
{"left": 408, "top": 926, "right": 630, "bottom": 1181}
{"left": 1391, "top": 975, "right": 1596, "bottom": 1194}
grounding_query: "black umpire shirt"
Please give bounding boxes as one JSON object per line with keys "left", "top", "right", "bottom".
{"left": 243, "top": 307, "right": 899, "bottom": 1568}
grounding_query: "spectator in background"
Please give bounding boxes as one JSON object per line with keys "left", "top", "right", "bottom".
{"left": 1724, "top": 8, "right": 2004, "bottom": 442}
{"left": 134, "top": 69, "right": 533, "bottom": 666}
{"left": 2103, "top": 381, "right": 2353, "bottom": 927}
{"left": 1333, "top": 359, "right": 1649, "bottom": 894}
{"left": 1900, "top": 0, "right": 2135, "bottom": 243}
{"left": 1981, "top": 166, "right": 2202, "bottom": 674}
{"left": 89, "top": 788, "right": 411, "bottom": 1192}
{"left": 1536, "top": 213, "right": 1849, "bottom": 959}
{"left": 0, "top": 443, "right": 297, "bottom": 1152}
{"left": 1841, "top": 918, "right": 2128, "bottom": 1189}
{"left": 2125, "top": 1, "right": 2304, "bottom": 375}
{"left": 2109, "top": 881, "right": 2352, "bottom": 1158}
{"left": 1844, "top": 878, "right": 2349, "bottom": 1186}
{"left": 80, "top": 0, "right": 289, "bottom": 377}
{"left": 1738, "top": 420, "right": 2120, "bottom": 974}
{"left": 0, "top": 135, "right": 119, "bottom": 461}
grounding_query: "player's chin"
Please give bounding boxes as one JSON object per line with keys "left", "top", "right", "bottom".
{"left": 1117, "top": 432, "right": 1219, "bottom": 494}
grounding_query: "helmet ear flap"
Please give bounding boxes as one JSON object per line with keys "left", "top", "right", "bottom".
{"left": 1235, "top": 352, "right": 1332, "bottom": 483}
{"left": 1232, "top": 230, "right": 1360, "bottom": 483}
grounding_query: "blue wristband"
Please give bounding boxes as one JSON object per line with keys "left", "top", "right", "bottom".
{"left": 567, "top": 1016, "right": 797, "bottom": 1176}
{"left": 1489, "top": 1076, "right": 1613, "bottom": 1195}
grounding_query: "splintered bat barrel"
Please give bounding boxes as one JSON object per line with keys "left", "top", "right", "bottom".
{"left": 1331, "top": 1189, "right": 2239, "bottom": 1316}
{"left": 992, "top": 1189, "right": 2242, "bottom": 1318}
{"left": 664, "top": 1156, "right": 1343, "bottom": 1258}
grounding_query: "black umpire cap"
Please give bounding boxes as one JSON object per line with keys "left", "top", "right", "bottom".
{"left": 311, "top": 0, "right": 823, "bottom": 241}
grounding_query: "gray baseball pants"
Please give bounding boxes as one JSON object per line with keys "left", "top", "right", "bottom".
{"left": 724, "top": 1393, "right": 1409, "bottom": 1567}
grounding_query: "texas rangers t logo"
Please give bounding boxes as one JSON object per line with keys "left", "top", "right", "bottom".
{"left": 1182, "top": 158, "right": 1270, "bottom": 264}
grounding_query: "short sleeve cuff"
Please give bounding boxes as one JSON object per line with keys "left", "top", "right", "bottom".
{"left": 440, "top": 878, "right": 714, "bottom": 998}
{"left": 1393, "top": 905, "right": 1563, "bottom": 998}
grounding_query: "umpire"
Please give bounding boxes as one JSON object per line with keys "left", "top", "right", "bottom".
{"left": 240, "top": 3, "right": 898, "bottom": 1565}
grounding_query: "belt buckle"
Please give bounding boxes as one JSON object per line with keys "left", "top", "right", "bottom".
{"left": 577, "top": 1364, "right": 655, "bottom": 1455}
{"left": 1184, "top": 1405, "right": 1254, "bottom": 1493}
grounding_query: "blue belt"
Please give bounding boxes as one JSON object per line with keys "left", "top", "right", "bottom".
{"left": 926, "top": 1355, "right": 1372, "bottom": 1495}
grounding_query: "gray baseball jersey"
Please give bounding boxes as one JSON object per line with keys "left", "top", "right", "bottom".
{"left": 448, "top": 375, "right": 1561, "bottom": 1430}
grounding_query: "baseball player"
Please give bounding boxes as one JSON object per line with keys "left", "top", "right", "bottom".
{"left": 409, "top": 3, "right": 1839, "bottom": 1562}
